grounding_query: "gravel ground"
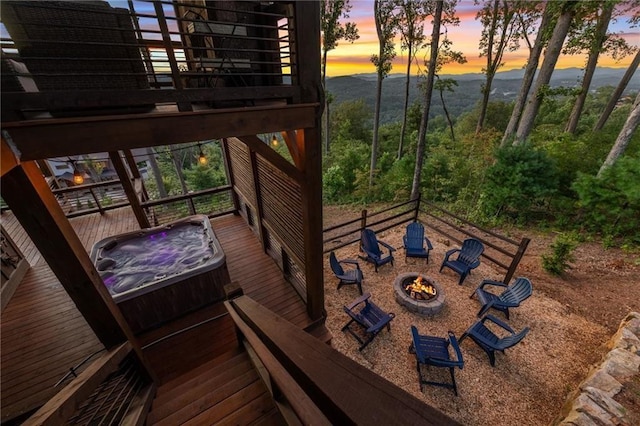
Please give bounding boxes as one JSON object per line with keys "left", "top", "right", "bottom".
{"left": 323, "top": 225, "right": 610, "bottom": 426}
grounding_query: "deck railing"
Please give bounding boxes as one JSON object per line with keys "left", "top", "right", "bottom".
{"left": 1, "top": 0, "right": 305, "bottom": 120}
{"left": 322, "top": 196, "right": 530, "bottom": 285}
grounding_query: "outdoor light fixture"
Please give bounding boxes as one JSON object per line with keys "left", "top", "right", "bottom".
{"left": 271, "top": 134, "right": 279, "bottom": 147}
{"left": 69, "top": 159, "right": 84, "bottom": 185}
{"left": 197, "top": 144, "right": 207, "bottom": 165}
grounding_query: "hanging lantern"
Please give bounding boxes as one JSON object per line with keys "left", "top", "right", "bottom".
{"left": 197, "top": 143, "right": 207, "bottom": 165}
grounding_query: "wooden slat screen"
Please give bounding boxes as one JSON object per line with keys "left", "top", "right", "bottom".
{"left": 226, "top": 138, "right": 256, "bottom": 211}
{"left": 256, "top": 154, "right": 304, "bottom": 264}
{"left": 264, "top": 227, "right": 283, "bottom": 270}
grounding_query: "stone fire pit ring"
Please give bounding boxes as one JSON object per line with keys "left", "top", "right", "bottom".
{"left": 394, "top": 272, "right": 445, "bottom": 316}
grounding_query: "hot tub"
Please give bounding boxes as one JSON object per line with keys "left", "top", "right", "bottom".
{"left": 90, "top": 215, "right": 230, "bottom": 333}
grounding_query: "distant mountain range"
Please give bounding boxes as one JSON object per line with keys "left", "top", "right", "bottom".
{"left": 326, "top": 67, "right": 640, "bottom": 125}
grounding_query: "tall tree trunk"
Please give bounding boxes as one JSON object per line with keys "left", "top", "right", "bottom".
{"left": 370, "top": 72, "right": 384, "bottom": 187}
{"left": 171, "top": 145, "right": 195, "bottom": 214}
{"left": 565, "top": 3, "right": 613, "bottom": 134}
{"left": 515, "top": 4, "right": 577, "bottom": 145}
{"left": 410, "top": 0, "right": 443, "bottom": 200}
{"left": 597, "top": 91, "right": 640, "bottom": 176}
{"left": 398, "top": 44, "right": 413, "bottom": 160}
{"left": 439, "top": 82, "right": 455, "bottom": 140}
{"left": 322, "top": 49, "right": 331, "bottom": 154}
{"left": 146, "top": 147, "right": 167, "bottom": 198}
{"left": 476, "top": 0, "right": 500, "bottom": 134}
{"left": 594, "top": 50, "right": 640, "bottom": 131}
{"left": 502, "top": 5, "right": 550, "bottom": 146}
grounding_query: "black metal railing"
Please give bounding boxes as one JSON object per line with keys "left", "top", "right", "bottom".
{"left": 1, "top": 0, "right": 303, "bottom": 119}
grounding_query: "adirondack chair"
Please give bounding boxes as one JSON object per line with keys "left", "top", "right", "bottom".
{"left": 410, "top": 326, "right": 464, "bottom": 396}
{"left": 342, "top": 292, "right": 395, "bottom": 351}
{"left": 360, "top": 228, "right": 395, "bottom": 272}
{"left": 439, "top": 238, "right": 484, "bottom": 285}
{"left": 470, "top": 277, "right": 533, "bottom": 319}
{"left": 459, "top": 314, "right": 530, "bottom": 366}
{"left": 329, "top": 251, "right": 363, "bottom": 295}
{"left": 403, "top": 222, "right": 434, "bottom": 263}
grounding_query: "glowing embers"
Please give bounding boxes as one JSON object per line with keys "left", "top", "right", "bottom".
{"left": 404, "top": 276, "right": 438, "bottom": 301}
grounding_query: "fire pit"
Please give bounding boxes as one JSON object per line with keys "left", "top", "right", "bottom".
{"left": 394, "top": 272, "right": 445, "bottom": 316}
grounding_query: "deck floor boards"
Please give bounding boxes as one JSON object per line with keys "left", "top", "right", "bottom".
{"left": 1, "top": 208, "right": 316, "bottom": 423}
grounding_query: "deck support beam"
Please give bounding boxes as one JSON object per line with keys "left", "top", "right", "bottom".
{"left": 0, "top": 139, "right": 154, "bottom": 380}
{"left": 108, "top": 151, "right": 150, "bottom": 229}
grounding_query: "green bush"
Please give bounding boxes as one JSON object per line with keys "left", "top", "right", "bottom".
{"left": 479, "top": 144, "right": 558, "bottom": 223}
{"left": 542, "top": 233, "right": 578, "bottom": 276}
{"left": 572, "top": 156, "right": 640, "bottom": 244}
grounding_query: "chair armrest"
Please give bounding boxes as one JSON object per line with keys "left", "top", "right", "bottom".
{"left": 479, "top": 279, "right": 507, "bottom": 290}
{"left": 443, "top": 248, "right": 460, "bottom": 261}
{"left": 366, "top": 312, "right": 395, "bottom": 333}
{"left": 447, "top": 331, "right": 464, "bottom": 368}
{"left": 424, "top": 237, "right": 434, "bottom": 250}
{"left": 378, "top": 240, "right": 396, "bottom": 253}
{"left": 481, "top": 314, "right": 514, "bottom": 333}
{"left": 340, "top": 259, "right": 360, "bottom": 269}
{"left": 345, "top": 292, "right": 371, "bottom": 310}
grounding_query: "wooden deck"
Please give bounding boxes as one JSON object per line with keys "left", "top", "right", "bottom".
{"left": 1, "top": 207, "right": 318, "bottom": 423}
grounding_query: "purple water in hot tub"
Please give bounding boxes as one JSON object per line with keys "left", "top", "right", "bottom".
{"left": 91, "top": 216, "right": 222, "bottom": 298}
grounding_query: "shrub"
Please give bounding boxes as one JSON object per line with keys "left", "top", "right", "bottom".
{"left": 572, "top": 156, "right": 640, "bottom": 245}
{"left": 479, "top": 144, "right": 558, "bottom": 223}
{"left": 542, "top": 233, "right": 578, "bottom": 276}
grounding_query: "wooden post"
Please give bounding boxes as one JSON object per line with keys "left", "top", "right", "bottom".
{"left": 108, "top": 151, "right": 150, "bottom": 229}
{"left": 504, "top": 237, "right": 531, "bottom": 284}
{"left": 221, "top": 139, "right": 240, "bottom": 214}
{"left": 413, "top": 193, "right": 421, "bottom": 222}
{"left": 248, "top": 149, "right": 268, "bottom": 253}
{"left": 361, "top": 210, "right": 368, "bottom": 231}
{"left": 123, "top": 149, "right": 148, "bottom": 202}
{"left": 88, "top": 188, "right": 104, "bottom": 214}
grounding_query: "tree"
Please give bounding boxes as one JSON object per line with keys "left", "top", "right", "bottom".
{"left": 146, "top": 147, "right": 167, "bottom": 198}
{"left": 411, "top": 0, "right": 444, "bottom": 200}
{"left": 369, "top": 0, "right": 399, "bottom": 188}
{"left": 594, "top": 50, "right": 640, "bottom": 131}
{"left": 397, "top": 0, "right": 429, "bottom": 159}
{"left": 501, "top": 1, "right": 550, "bottom": 146}
{"left": 514, "top": 1, "right": 580, "bottom": 145}
{"left": 598, "top": 91, "right": 640, "bottom": 176}
{"left": 321, "top": 0, "right": 359, "bottom": 154}
{"left": 475, "top": 0, "right": 518, "bottom": 133}
{"left": 565, "top": 1, "right": 634, "bottom": 134}
{"left": 434, "top": 77, "right": 457, "bottom": 140}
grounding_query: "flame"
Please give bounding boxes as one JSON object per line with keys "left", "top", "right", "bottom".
{"left": 405, "top": 277, "right": 436, "bottom": 296}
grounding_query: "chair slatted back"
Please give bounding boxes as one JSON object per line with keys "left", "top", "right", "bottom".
{"left": 459, "top": 238, "right": 484, "bottom": 266}
{"left": 329, "top": 251, "right": 344, "bottom": 276}
{"left": 361, "top": 229, "right": 381, "bottom": 257}
{"left": 501, "top": 277, "right": 533, "bottom": 305}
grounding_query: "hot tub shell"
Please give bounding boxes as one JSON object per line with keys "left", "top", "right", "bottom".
{"left": 90, "top": 215, "right": 230, "bottom": 333}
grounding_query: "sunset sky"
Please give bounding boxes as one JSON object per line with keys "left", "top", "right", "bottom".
{"left": 326, "top": 1, "right": 640, "bottom": 77}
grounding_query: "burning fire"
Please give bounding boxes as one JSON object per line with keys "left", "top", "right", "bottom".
{"left": 405, "top": 276, "right": 437, "bottom": 299}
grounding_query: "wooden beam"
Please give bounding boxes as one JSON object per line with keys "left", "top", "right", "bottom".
{"left": 230, "top": 296, "right": 459, "bottom": 425}
{"left": 298, "top": 126, "right": 324, "bottom": 320}
{"left": 23, "top": 342, "right": 132, "bottom": 426}
{"left": 236, "top": 136, "right": 303, "bottom": 182}
{"left": 293, "top": 2, "right": 321, "bottom": 104}
{"left": 2, "top": 104, "right": 318, "bottom": 161}
{"left": 248, "top": 150, "right": 268, "bottom": 253}
{"left": 282, "top": 130, "right": 303, "bottom": 170}
{"left": 221, "top": 139, "right": 241, "bottom": 213}
{"left": 0, "top": 161, "right": 153, "bottom": 381}
{"left": 1, "top": 136, "right": 19, "bottom": 177}
{"left": 108, "top": 151, "right": 150, "bottom": 229}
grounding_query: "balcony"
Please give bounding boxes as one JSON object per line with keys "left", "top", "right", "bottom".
{"left": 0, "top": 0, "right": 318, "bottom": 123}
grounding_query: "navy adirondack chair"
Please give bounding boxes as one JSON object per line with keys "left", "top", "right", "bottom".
{"left": 403, "top": 222, "right": 434, "bottom": 263}
{"left": 329, "top": 251, "right": 364, "bottom": 295}
{"left": 459, "top": 314, "right": 530, "bottom": 366}
{"left": 410, "top": 326, "right": 464, "bottom": 396}
{"left": 342, "top": 292, "right": 395, "bottom": 351}
{"left": 360, "top": 228, "right": 395, "bottom": 272}
{"left": 470, "top": 277, "right": 533, "bottom": 318}
{"left": 439, "top": 238, "right": 484, "bottom": 285}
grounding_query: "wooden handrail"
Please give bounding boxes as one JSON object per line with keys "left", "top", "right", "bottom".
{"left": 227, "top": 295, "right": 460, "bottom": 425}
{"left": 23, "top": 342, "right": 132, "bottom": 426}
{"left": 225, "top": 300, "right": 330, "bottom": 426}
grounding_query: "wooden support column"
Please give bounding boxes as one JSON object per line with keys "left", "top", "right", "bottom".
{"left": 123, "top": 149, "right": 148, "bottom": 202}
{"left": 0, "top": 141, "right": 139, "bottom": 351}
{"left": 300, "top": 126, "right": 324, "bottom": 320}
{"left": 108, "top": 151, "right": 150, "bottom": 229}
{"left": 221, "top": 139, "right": 240, "bottom": 214}
{"left": 248, "top": 149, "right": 268, "bottom": 253}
